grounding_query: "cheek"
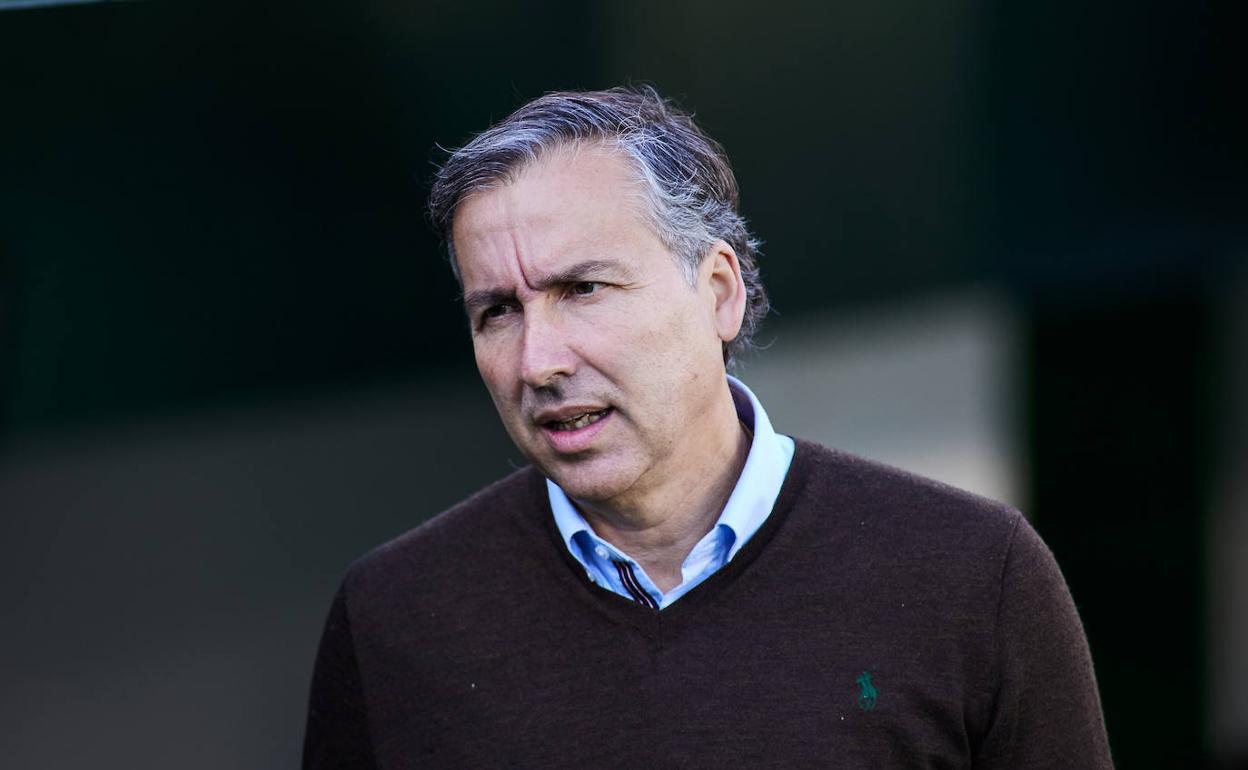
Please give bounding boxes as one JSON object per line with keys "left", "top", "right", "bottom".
{"left": 607, "top": 307, "right": 706, "bottom": 397}
{"left": 649, "top": 294, "right": 716, "bottom": 360}
{"left": 473, "top": 344, "right": 515, "bottom": 399}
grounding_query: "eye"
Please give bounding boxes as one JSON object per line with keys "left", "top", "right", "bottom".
{"left": 568, "top": 281, "right": 601, "bottom": 297}
{"left": 478, "top": 303, "right": 517, "bottom": 327}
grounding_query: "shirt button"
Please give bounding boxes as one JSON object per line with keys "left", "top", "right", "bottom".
{"left": 595, "top": 546, "right": 608, "bottom": 558}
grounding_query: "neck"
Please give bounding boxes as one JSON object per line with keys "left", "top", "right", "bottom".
{"left": 573, "top": 383, "right": 751, "bottom": 593}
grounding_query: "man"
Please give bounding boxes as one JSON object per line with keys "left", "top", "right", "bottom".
{"left": 303, "top": 86, "right": 1113, "bottom": 768}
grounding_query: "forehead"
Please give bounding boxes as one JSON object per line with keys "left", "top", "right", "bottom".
{"left": 451, "top": 145, "right": 660, "bottom": 288}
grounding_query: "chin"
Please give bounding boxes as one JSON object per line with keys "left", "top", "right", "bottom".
{"left": 541, "top": 458, "right": 638, "bottom": 503}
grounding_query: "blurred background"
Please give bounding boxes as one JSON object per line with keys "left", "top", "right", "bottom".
{"left": 1, "top": 0, "right": 1244, "bottom": 766}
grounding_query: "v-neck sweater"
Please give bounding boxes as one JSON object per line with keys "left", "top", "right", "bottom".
{"left": 303, "top": 440, "right": 1113, "bottom": 769}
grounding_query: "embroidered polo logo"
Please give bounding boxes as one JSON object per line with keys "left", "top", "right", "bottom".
{"left": 856, "top": 671, "right": 878, "bottom": 711}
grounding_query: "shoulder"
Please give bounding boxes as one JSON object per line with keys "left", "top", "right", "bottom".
{"left": 341, "top": 466, "right": 548, "bottom": 596}
{"left": 777, "top": 441, "right": 1109, "bottom": 763}
{"left": 774, "top": 438, "right": 1027, "bottom": 607}
{"left": 789, "top": 437, "right": 1023, "bottom": 546}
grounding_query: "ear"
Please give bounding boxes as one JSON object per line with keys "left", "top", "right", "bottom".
{"left": 703, "top": 239, "right": 747, "bottom": 343}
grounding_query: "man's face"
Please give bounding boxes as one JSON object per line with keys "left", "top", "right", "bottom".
{"left": 452, "top": 145, "right": 732, "bottom": 505}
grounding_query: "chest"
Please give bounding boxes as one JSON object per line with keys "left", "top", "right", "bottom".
{"left": 354, "top": 595, "right": 992, "bottom": 769}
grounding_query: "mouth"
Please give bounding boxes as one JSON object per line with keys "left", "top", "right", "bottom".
{"left": 536, "top": 406, "right": 615, "bottom": 454}
{"left": 543, "top": 407, "right": 613, "bottom": 432}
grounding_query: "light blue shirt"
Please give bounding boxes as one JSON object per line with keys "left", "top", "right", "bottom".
{"left": 547, "top": 376, "right": 795, "bottom": 609}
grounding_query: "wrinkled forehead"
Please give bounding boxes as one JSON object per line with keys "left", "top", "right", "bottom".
{"left": 450, "top": 144, "right": 659, "bottom": 285}
{"left": 449, "top": 143, "right": 653, "bottom": 257}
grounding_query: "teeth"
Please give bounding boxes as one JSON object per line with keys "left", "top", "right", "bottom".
{"left": 553, "top": 409, "right": 607, "bottom": 431}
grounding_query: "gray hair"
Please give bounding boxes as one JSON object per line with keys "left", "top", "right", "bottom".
{"left": 427, "top": 85, "right": 769, "bottom": 366}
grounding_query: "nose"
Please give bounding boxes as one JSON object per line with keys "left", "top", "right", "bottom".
{"left": 519, "top": 307, "right": 576, "bottom": 389}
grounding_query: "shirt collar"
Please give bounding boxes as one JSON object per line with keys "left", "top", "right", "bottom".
{"left": 547, "top": 375, "right": 793, "bottom": 563}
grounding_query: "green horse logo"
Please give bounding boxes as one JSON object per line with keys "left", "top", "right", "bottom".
{"left": 856, "top": 671, "right": 878, "bottom": 711}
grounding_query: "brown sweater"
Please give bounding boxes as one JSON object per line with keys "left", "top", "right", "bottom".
{"left": 303, "top": 440, "right": 1113, "bottom": 768}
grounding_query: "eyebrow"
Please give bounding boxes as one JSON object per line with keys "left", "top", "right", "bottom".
{"left": 460, "top": 258, "right": 633, "bottom": 313}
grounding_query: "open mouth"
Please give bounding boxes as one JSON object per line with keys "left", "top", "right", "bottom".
{"left": 545, "top": 407, "right": 612, "bottom": 432}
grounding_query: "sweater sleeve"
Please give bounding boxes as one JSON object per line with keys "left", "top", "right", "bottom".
{"left": 302, "top": 584, "right": 377, "bottom": 770}
{"left": 975, "top": 516, "right": 1114, "bottom": 769}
